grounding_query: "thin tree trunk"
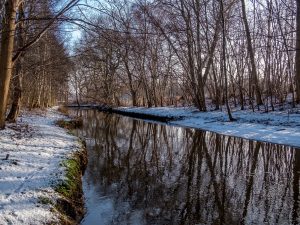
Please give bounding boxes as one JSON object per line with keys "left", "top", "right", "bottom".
{"left": 220, "top": 0, "right": 234, "bottom": 121}
{"left": 292, "top": 149, "right": 300, "bottom": 225}
{"left": 240, "top": 0, "right": 263, "bottom": 105}
{"left": 123, "top": 52, "right": 138, "bottom": 106}
{"left": 6, "top": 61, "right": 22, "bottom": 122}
{"left": 0, "top": 0, "right": 18, "bottom": 129}
{"left": 295, "top": 0, "right": 300, "bottom": 103}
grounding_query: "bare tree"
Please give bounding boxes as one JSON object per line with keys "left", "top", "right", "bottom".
{"left": 240, "top": 0, "right": 263, "bottom": 106}
{"left": 296, "top": 0, "right": 300, "bottom": 102}
{"left": 6, "top": 1, "right": 25, "bottom": 122}
{"left": 219, "top": 0, "right": 234, "bottom": 121}
{"left": 0, "top": 0, "right": 19, "bottom": 129}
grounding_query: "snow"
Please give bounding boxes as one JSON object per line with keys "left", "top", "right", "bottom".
{"left": 0, "top": 108, "right": 82, "bottom": 225}
{"left": 118, "top": 106, "right": 300, "bottom": 148}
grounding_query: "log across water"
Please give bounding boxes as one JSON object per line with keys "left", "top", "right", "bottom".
{"left": 66, "top": 105, "right": 182, "bottom": 123}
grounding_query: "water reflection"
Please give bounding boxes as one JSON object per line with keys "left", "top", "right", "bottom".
{"left": 73, "top": 110, "right": 300, "bottom": 225}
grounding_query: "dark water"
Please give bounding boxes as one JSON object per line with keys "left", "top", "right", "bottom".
{"left": 71, "top": 109, "right": 300, "bottom": 225}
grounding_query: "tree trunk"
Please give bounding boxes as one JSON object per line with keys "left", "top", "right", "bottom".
{"left": 295, "top": 0, "right": 300, "bottom": 103}
{"left": 0, "top": 0, "right": 18, "bottom": 129}
{"left": 7, "top": 2, "right": 24, "bottom": 123}
{"left": 6, "top": 61, "right": 22, "bottom": 122}
{"left": 220, "top": 0, "right": 234, "bottom": 121}
{"left": 131, "top": 91, "right": 137, "bottom": 106}
{"left": 240, "top": 0, "right": 263, "bottom": 105}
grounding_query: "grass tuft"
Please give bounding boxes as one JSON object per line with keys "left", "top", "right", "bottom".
{"left": 52, "top": 143, "right": 87, "bottom": 224}
{"left": 55, "top": 159, "right": 81, "bottom": 198}
{"left": 38, "top": 196, "right": 53, "bottom": 205}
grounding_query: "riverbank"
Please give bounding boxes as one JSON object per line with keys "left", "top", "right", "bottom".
{"left": 0, "top": 108, "right": 87, "bottom": 225}
{"left": 117, "top": 106, "right": 300, "bottom": 148}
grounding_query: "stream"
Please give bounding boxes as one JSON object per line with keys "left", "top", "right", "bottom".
{"left": 70, "top": 109, "right": 300, "bottom": 225}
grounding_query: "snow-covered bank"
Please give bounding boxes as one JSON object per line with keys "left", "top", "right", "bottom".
{"left": 118, "top": 107, "right": 300, "bottom": 148}
{"left": 0, "top": 108, "right": 86, "bottom": 225}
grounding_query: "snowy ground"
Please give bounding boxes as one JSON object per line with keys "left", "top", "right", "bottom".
{"left": 118, "top": 106, "right": 300, "bottom": 148}
{"left": 0, "top": 108, "right": 82, "bottom": 225}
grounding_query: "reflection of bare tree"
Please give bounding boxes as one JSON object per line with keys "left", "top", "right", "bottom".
{"left": 73, "top": 109, "right": 300, "bottom": 225}
{"left": 292, "top": 149, "right": 300, "bottom": 225}
{"left": 125, "top": 119, "right": 137, "bottom": 197}
{"left": 241, "top": 141, "right": 261, "bottom": 225}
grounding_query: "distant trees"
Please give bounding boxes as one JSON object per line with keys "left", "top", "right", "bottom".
{"left": 0, "top": 0, "right": 78, "bottom": 128}
{"left": 144, "top": 0, "right": 224, "bottom": 111}
{"left": 71, "top": 0, "right": 298, "bottom": 113}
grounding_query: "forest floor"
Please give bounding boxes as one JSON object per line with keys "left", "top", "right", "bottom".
{"left": 118, "top": 105, "right": 300, "bottom": 148}
{"left": 0, "top": 107, "right": 85, "bottom": 225}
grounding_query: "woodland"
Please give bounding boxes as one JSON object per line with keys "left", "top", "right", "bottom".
{"left": 0, "top": 0, "right": 299, "bottom": 128}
